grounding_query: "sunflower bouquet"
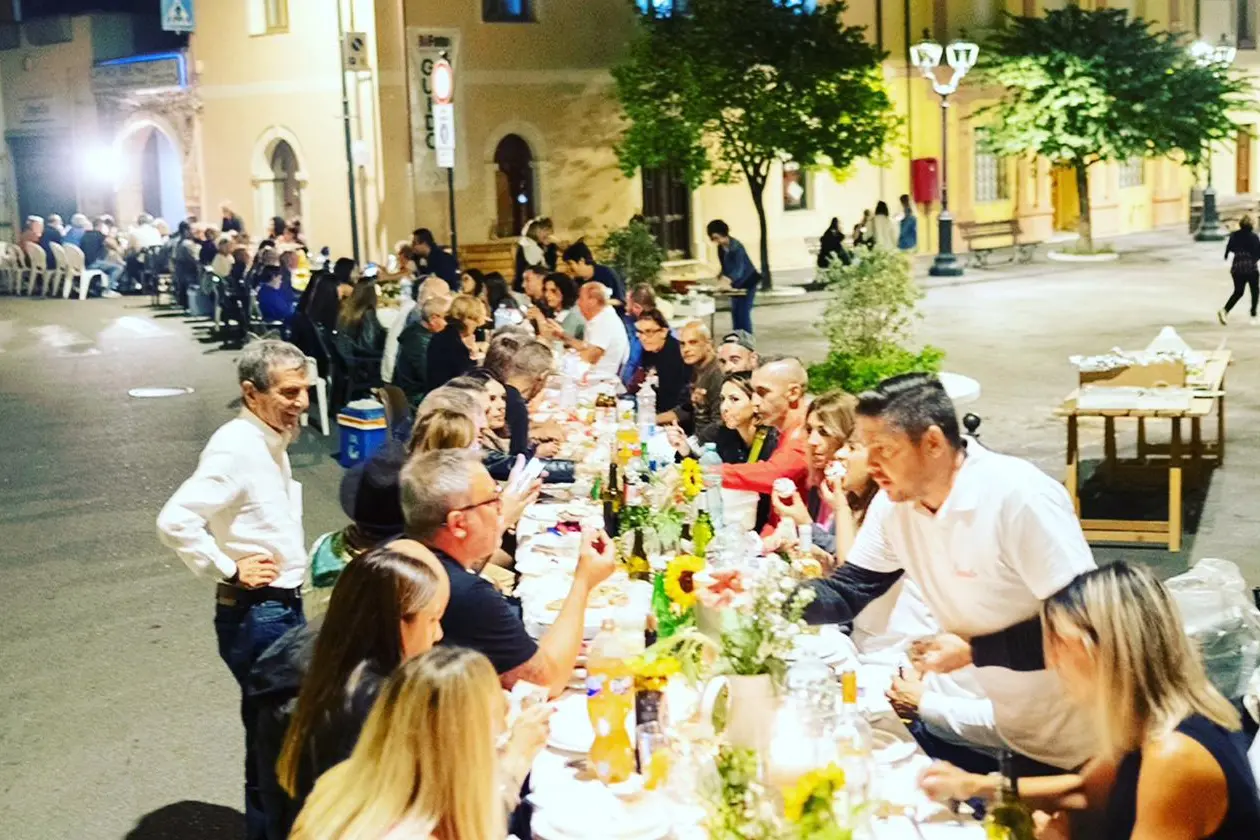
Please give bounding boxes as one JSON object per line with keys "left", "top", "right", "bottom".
{"left": 679, "top": 457, "right": 705, "bottom": 499}
{"left": 781, "top": 764, "right": 856, "bottom": 840}
{"left": 652, "top": 553, "right": 704, "bottom": 638}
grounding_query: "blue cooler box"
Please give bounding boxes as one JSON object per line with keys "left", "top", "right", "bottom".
{"left": 337, "top": 399, "right": 388, "bottom": 467}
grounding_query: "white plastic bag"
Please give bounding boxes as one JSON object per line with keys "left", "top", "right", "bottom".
{"left": 1166, "top": 558, "right": 1260, "bottom": 699}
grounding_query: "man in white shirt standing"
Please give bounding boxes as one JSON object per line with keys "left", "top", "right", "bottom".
{"left": 553, "top": 280, "right": 629, "bottom": 377}
{"left": 806, "top": 373, "right": 1097, "bottom": 773}
{"left": 157, "top": 340, "right": 311, "bottom": 840}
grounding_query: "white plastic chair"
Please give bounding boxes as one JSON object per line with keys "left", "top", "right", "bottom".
{"left": 47, "top": 241, "right": 70, "bottom": 297}
{"left": 304, "top": 356, "right": 331, "bottom": 435}
{"left": 20, "top": 241, "right": 47, "bottom": 296}
{"left": 0, "top": 243, "right": 20, "bottom": 294}
{"left": 61, "top": 243, "right": 99, "bottom": 300}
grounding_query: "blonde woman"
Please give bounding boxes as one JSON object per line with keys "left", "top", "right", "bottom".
{"left": 407, "top": 407, "right": 477, "bottom": 455}
{"left": 921, "top": 562, "right": 1260, "bottom": 839}
{"left": 291, "top": 646, "right": 549, "bottom": 840}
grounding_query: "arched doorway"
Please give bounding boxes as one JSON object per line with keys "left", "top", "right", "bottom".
{"left": 116, "top": 121, "right": 186, "bottom": 225}
{"left": 494, "top": 134, "right": 534, "bottom": 238}
{"left": 270, "top": 140, "right": 302, "bottom": 220}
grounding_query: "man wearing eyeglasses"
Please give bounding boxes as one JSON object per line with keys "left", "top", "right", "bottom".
{"left": 400, "top": 448, "right": 616, "bottom": 698}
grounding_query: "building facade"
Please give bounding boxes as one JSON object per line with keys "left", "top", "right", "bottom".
{"left": 2, "top": 1, "right": 1251, "bottom": 270}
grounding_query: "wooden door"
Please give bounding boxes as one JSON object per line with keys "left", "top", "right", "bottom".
{"left": 1237, "top": 129, "right": 1252, "bottom": 195}
{"left": 641, "top": 167, "right": 692, "bottom": 258}
{"left": 1052, "top": 167, "right": 1080, "bottom": 232}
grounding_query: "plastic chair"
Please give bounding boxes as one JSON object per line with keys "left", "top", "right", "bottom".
{"left": 47, "top": 242, "right": 70, "bottom": 297}
{"left": 20, "top": 242, "right": 48, "bottom": 296}
{"left": 0, "top": 243, "right": 21, "bottom": 294}
{"left": 61, "top": 243, "right": 100, "bottom": 300}
{"left": 304, "top": 355, "right": 331, "bottom": 435}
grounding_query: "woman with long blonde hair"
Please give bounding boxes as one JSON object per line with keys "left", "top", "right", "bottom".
{"left": 407, "top": 407, "right": 477, "bottom": 455}
{"left": 426, "top": 293, "right": 485, "bottom": 390}
{"left": 921, "top": 562, "right": 1260, "bottom": 839}
{"left": 290, "top": 647, "right": 507, "bottom": 840}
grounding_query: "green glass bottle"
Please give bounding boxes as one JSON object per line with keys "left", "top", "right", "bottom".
{"left": 983, "top": 751, "right": 1036, "bottom": 840}
{"left": 627, "top": 529, "right": 652, "bottom": 582}
{"left": 692, "top": 500, "right": 713, "bottom": 557}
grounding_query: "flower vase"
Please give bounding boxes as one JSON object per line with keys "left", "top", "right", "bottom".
{"left": 701, "top": 673, "right": 777, "bottom": 755}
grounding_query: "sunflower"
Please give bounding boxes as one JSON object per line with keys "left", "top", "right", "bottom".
{"left": 664, "top": 554, "right": 704, "bottom": 610}
{"left": 679, "top": 458, "right": 704, "bottom": 498}
{"left": 782, "top": 764, "right": 847, "bottom": 823}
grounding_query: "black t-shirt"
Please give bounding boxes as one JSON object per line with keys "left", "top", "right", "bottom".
{"left": 79, "top": 230, "right": 106, "bottom": 265}
{"left": 434, "top": 549, "right": 538, "bottom": 675}
{"left": 503, "top": 382, "right": 532, "bottom": 458}
{"left": 638, "top": 335, "right": 688, "bottom": 415}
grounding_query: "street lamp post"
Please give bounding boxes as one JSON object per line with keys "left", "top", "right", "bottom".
{"left": 1191, "top": 34, "right": 1237, "bottom": 242}
{"left": 911, "top": 31, "right": 979, "bottom": 277}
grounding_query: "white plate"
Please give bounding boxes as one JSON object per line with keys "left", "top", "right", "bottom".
{"left": 786, "top": 625, "right": 859, "bottom": 665}
{"left": 546, "top": 693, "right": 634, "bottom": 753}
{"left": 872, "top": 729, "right": 918, "bottom": 765}
{"left": 532, "top": 792, "right": 670, "bottom": 840}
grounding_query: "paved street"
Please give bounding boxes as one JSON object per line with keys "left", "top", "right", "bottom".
{"left": 1, "top": 234, "right": 1258, "bottom": 838}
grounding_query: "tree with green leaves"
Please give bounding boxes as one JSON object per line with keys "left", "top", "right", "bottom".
{"left": 612, "top": 0, "right": 899, "bottom": 287}
{"left": 977, "top": 6, "right": 1249, "bottom": 252}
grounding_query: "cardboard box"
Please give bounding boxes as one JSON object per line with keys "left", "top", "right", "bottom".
{"left": 1079, "top": 358, "right": 1186, "bottom": 388}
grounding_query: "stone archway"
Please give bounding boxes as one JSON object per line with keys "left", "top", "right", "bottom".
{"left": 115, "top": 114, "right": 188, "bottom": 227}
{"left": 251, "top": 126, "right": 310, "bottom": 239}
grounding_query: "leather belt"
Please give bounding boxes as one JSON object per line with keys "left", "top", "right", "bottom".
{"left": 215, "top": 582, "right": 301, "bottom": 608}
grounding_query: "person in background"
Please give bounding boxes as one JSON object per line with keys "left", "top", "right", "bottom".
{"left": 460, "top": 267, "right": 485, "bottom": 299}
{"left": 870, "top": 201, "right": 898, "bottom": 251}
{"left": 426, "top": 293, "right": 484, "bottom": 390}
{"left": 1218, "top": 214, "right": 1260, "bottom": 325}
{"left": 632, "top": 308, "right": 689, "bottom": 422}
{"left": 39, "top": 213, "right": 64, "bottom": 262}
{"left": 400, "top": 449, "right": 616, "bottom": 696}
{"left": 220, "top": 201, "right": 246, "bottom": 238}
{"left": 497, "top": 340, "right": 562, "bottom": 460}
{"left": 281, "top": 220, "right": 306, "bottom": 250}
{"left": 482, "top": 272, "right": 522, "bottom": 330}
{"left": 392, "top": 295, "right": 450, "bottom": 406}
{"left": 229, "top": 246, "right": 250, "bottom": 284}
{"left": 562, "top": 239, "right": 625, "bottom": 304}
{"left": 19, "top": 214, "right": 43, "bottom": 254}
{"left": 806, "top": 373, "right": 1098, "bottom": 773}
{"left": 156, "top": 341, "right": 310, "bottom": 840}
{"left": 550, "top": 281, "right": 629, "bottom": 378}
{"left": 210, "top": 234, "right": 235, "bottom": 277}
{"left": 707, "top": 219, "right": 760, "bottom": 333}
{"left": 258, "top": 262, "right": 298, "bottom": 329}
{"left": 515, "top": 215, "right": 558, "bottom": 290}
{"left": 268, "top": 216, "right": 287, "bottom": 241}
{"left": 335, "top": 280, "right": 386, "bottom": 392}
{"left": 199, "top": 226, "right": 222, "bottom": 266}
{"left": 543, "top": 271, "right": 579, "bottom": 330}
{"left": 412, "top": 227, "right": 460, "bottom": 292}
{"left": 852, "top": 209, "right": 873, "bottom": 249}
{"left": 64, "top": 213, "right": 89, "bottom": 247}
{"left": 518, "top": 263, "right": 549, "bottom": 311}
{"left": 768, "top": 391, "right": 876, "bottom": 562}
{"left": 717, "top": 329, "right": 759, "bottom": 374}
{"left": 79, "top": 216, "right": 125, "bottom": 297}
{"left": 674, "top": 320, "right": 724, "bottom": 440}
{"left": 465, "top": 369, "right": 510, "bottom": 455}
{"left": 716, "top": 358, "right": 811, "bottom": 508}
{"left": 898, "top": 194, "right": 918, "bottom": 253}
{"left": 256, "top": 543, "right": 448, "bottom": 839}
{"left": 617, "top": 283, "right": 658, "bottom": 387}
{"left": 408, "top": 407, "right": 477, "bottom": 455}
{"left": 817, "top": 217, "right": 851, "bottom": 269}
{"left": 290, "top": 646, "right": 552, "bottom": 840}
{"left": 920, "top": 562, "right": 1260, "bottom": 840}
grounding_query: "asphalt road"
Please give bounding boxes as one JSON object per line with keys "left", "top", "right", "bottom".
{"left": 2, "top": 236, "right": 1258, "bottom": 838}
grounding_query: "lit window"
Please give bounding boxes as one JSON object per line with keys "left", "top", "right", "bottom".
{"left": 637, "top": 0, "right": 689, "bottom": 14}
{"left": 974, "top": 132, "right": 1009, "bottom": 203}
{"left": 783, "top": 160, "right": 808, "bottom": 211}
{"left": 775, "top": 0, "right": 818, "bottom": 10}
{"left": 248, "top": 0, "right": 288, "bottom": 36}
{"left": 484, "top": 0, "right": 534, "bottom": 22}
{"left": 1118, "top": 158, "right": 1145, "bottom": 188}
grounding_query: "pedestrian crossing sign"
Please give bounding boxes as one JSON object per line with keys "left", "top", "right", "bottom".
{"left": 161, "top": 0, "right": 195, "bottom": 33}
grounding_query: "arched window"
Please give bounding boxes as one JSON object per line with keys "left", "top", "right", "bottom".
{"left": 270, "top": 140, "right": 301, "bottom": 220}
{"left": 494, "top": 134, "right": 534, "bottom": 238}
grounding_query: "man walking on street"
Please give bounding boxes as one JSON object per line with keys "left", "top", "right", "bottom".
{"left": 157, "top": 340, "right": 311, "bottom": 840}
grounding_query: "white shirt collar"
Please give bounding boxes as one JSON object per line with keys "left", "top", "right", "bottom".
{"left": 239, "top": 408, "right": 292, "bottom": 453}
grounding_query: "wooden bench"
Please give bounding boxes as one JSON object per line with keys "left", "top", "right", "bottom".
{"left": 458, "top": 241, "right": 516, "bottom": 278}
{"left": 957, "top": 219, "right": 1039, "bottom": 268}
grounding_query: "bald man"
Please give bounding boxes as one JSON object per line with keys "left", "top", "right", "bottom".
{"left": 718, "top": 357, "right": 810, "bottom": 508}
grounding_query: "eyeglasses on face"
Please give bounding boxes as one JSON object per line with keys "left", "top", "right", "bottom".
{"left": 635, "top": 326, "right": 667, "bottom": 338}
{"left": 450, "top": 488, "right": 502, "bottom": 514}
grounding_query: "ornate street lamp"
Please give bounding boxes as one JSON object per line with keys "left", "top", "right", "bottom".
{"left": 1191, "top": 34, "right": 1237, "bottom": 242}
{"left": 911, "top": 30, "right": 979, "bottom": 276}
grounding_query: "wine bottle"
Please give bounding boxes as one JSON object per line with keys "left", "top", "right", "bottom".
{"left": 602, "top": 457, "right": 621, "bottom": 537}
{"left": 983, "top": 751, "right": 1036, "bottom": 840}
{"left": 628, "top": 528, "right": 652, "bottom": 582}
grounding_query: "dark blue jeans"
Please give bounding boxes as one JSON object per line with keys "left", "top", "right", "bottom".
{"left": 215, "top": 598, "right": 305, "bottom": 840}
{"left": 730, "top": 285, "right": 756, "bottom": 333}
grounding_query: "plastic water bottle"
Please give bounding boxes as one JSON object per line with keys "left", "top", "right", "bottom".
{"left": 399, "top": 276, "right": 413, "bottom": 304}
{"left": 494, "top": 301, "right": 522, "bottom": 330}
{"left": 698, "top": 442, "right": 725, "bottom": 529}
{"left": 636, "top": 374, "right": 657, "bottom": 425}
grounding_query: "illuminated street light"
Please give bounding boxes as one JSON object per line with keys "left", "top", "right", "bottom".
{"left": 912, "top": 30, "right": 979, "bottom": 277}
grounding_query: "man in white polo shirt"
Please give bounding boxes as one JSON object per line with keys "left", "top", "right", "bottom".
{"left": 555, "top": 280, "right": 629, "bottom": 377}
{"left": 805, "top": 373, "right": 1097, "bottom": 772}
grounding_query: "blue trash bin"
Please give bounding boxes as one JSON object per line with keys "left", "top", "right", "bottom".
{"left": 337, "top": 399, "right": 388, "bottom": 468}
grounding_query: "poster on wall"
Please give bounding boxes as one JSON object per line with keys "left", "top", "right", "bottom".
{"left": 406, "top": 28, "right": 461, "bottom": 194}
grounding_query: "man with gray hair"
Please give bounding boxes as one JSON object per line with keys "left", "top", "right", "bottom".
{"left": 401, "top": 448, "right": 616, "bottom": 696}
{"left": 157, "top": 339, "right": 311, "bottom": 839}
{"left": 551, "top": 280, "right": 630, "bottom": 377}
{"left": 392, "top": 293, "right": 451, "bottom": 405}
